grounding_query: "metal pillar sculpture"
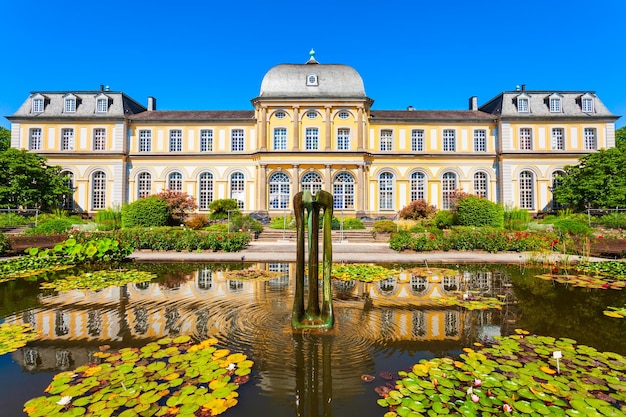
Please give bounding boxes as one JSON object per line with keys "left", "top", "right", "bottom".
{"left": 292, "top": 190, "right": 334, "bottom": 329}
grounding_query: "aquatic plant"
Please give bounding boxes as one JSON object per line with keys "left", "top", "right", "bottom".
{"left": 432, "top": 294, "right": 504, "bottom": 310}
{"left": 374, "top": 329, "right": 626, "bottom": 416}
{"left": 0, "top": 323, "right": 38, "bottom": 356}
{"left": 576, "top": 261, "right": 626, "bottom": 279}
{"left": 331, "top": 264, "right": 399, "bottom": 282}
{"left": 39, "top": 269, "right": 156, "bottom": 292}
{"left": 535, "top": 272, "right": 626, "bottom": 290}
{"left": 23, "top": 336, "right": 252, "bottom": 417}
{"left": 223, "top": 269, "right": 282, "bottom": 281}
{"left": 604, "top": 306, "right": 626, "bottom": 319}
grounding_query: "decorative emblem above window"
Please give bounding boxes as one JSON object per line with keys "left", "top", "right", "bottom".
{"left": 306, "top": 74, "right": 318, "bottom": 86}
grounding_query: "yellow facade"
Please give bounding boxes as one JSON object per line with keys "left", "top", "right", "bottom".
{"left": 7, "top": 57, "right": 619, "bottom": 216}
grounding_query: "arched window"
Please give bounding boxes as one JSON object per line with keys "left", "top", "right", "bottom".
{"left": 379, "top": 172, "right": 394, "bottom": 210}
{"left": 60, "top": 171, "right": 74, "bottom": 210}
{"left": 269, "top": 172, "right": 290, "bottom": 209}
{"left": 519, "top": 171, "right": 534, "bottom": 209}
{"left": 301, "top": 172, "right": 323, "bottom": 195}
{"left": 552, "top": 170, "right": 565, "bottom": 210}
{"left": 138, "top": 172, "right": 152, "bottom": 198}
{"left": 198, "top": 172, "right": 214, "bottom": 210}
{"left": 91, "top": 171, "right": 106, "bottom": 210}
{"left": 473, "top": 172, "right": 488, "bottom": 198}
{"left": 410, "top": 171, "right": 425, "bottom": 202}
{"left": 441, "top": 172, "right": 457, "bottom": 210}
{"left": 230, "top": 172, "right": 245, "bottom": 209}
{"left": 333, "top": 172, "right": 355, "bottom": 210}
{"left": 168, "top": 172, "right": 183, "bottom": 192}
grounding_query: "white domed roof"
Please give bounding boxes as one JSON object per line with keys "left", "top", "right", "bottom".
{"left": 259, "top": 59, "right": 366, "bottom": 99}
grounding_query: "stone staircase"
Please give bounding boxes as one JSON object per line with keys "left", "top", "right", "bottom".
{"left": 255, "top": 228, "right": 379, "bottom": 243}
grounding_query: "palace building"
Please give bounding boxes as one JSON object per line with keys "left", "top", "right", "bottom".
{"left": 6, "top": 52, "right": 619, "bottom": 216}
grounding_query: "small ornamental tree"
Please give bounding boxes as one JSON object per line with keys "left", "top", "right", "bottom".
{"left": 455, "top": 195, "right": 504, "bottom": 228}
{"left": 154, "top": 190, "right": 197, "bottom": 225}
{"left": 209, "top": 199, "right": 240, "bottom": 220}
{"left": 121, "top": 196, "right": 169, "bottom": 227}
{"left": 399, "top": 199, "right": 437, "bottom": 220}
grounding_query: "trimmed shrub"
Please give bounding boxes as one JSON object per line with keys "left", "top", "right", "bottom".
{"left": 551, "top": 218, "right": 592, "bottom": 236}
{"left": 269, "top": 216, "right": 295, "bottom": 229}
{"left": 154, "top": 190, "right": 197, "bottom": 225}
{"left": 399, "top": 199, "right": 437, "bottom": 220}
{"left": 185, "top": 214, "right": 209, "bottom": 230}
{"left": 434, "top": 210, "right": 455, "bottom": 229}
{"left": 122, "top": 197, "right": 169, "bottom": 228}
{"left": 206, "top": 224, "right": 228, "bottom": 233}
{"left": 388, "top": 230, "right": 413, "bottom": 251}
{"left": 231, "top": 214, "right": 264, "bottom": 233}
{"left": 209, "top": 199, "right": 240, "bottom": 220}
{"left": 338, "top": 217, "right": 365, "bottom": 230}
{"left": 456, "top": 196, "right": 504, "bottom": 228}
{"left": 373, "top": 220, "right": 397, "bottom": 234}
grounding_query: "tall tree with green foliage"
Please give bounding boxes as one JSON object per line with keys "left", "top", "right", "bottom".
{"left": 0, "top": 148, "right": 71, "bottom": 211}
{"left": 616, "top": 125, "right": 626, "bottom": 143}
{"left": 553, "top": 140, "right": 626, "bottom": 209}
{"left": 0, "top": 126, "right": 10, "bottom": 152}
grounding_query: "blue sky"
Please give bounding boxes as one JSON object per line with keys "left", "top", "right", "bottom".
{"left": 2, "top": 0, "right": 625, "bottom": 128}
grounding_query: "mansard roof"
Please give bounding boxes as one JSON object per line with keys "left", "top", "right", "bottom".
{"left": 370, "top": 110, "right": 496, "bottom": 122}
{"left": 129, "top": 110, "right": 255, "bottom": 122}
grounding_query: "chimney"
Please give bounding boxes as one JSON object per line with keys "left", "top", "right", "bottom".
{"left": 521, "top": 84, "right": 526, "bottom": 91}
{"left": 100, "top": 84, "right": 104, "bottom": 92}
{"left": 147, "top": 96, "right": 157, "bottom": 111}
{"left": 407, "top": 105, "right": 414, "bottom": 111}
{"left": 469, "top": 96, "right": 478, "bottom": 111}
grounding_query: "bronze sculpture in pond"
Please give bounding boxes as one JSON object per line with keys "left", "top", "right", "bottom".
{"left": 291, "top": 190, "right": 334, "bottom": 330}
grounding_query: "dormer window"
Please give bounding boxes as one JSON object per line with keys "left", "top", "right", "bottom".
{"left": 96, "top": 98, "right": 108, "bottom": 113}
{"left": 64, "top": 95, "right": 76, "bottom": 113}
{"left": 517, "top": 95, "right": 529, "bottom": 113}
{"left": 32, "top": 95, "right": 44, "bottom": 113}
{"left": 581, "top": 94, "right": 594, "bottom": 113}
{"left": 549, "top": 94, "right": 562, "bottom": 112}
{"left": 306, "top": 74, "right": 318, "bottom": 86}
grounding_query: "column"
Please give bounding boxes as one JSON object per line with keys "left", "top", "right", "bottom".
{"left": 292, "top": 106, "right": 300, "bottom": 151}
{"left": 258, "top": 164, "right": 267, "bottom": 212}
{"left": 292, "top": 164, "right": 300, "bottom": 196}
{"left": 325, "top": 106, "right": 332, "bottom": 150}
{"left": 325, "top": 165, "right": 332, "bottom": 191}
{"left": 259, "top": 107, "right": 267, "bottom": 151}
{"left": 357, "top": 107, "right": 364, "bottom": 150}
{"left": 356, "top": 164, "right": 365, "bottom": 214}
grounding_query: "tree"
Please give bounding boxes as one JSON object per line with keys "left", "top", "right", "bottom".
{"left": 553, "top": 140, "right": 626, "bottom": 209}
{"left": 0, "top": 148, "right": 71, "bottom": 211}
{"left": 616, "top": 126, "right": 626, "bottom": 143}
{"left": 0, "top": 126, "right": 10, "bottom": 152}
{"left": 154, "top": 190, "right": 197, "bottom": 225}
{"left": 208, "top": 199, "right": 240, "bottom": 220}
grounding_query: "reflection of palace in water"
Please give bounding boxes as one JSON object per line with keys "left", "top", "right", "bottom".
{"left": 8, "top": 264, "right": 518, "bottom": 372}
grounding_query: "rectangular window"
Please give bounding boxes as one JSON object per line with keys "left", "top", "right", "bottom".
{"left": 551, "top": 128, "right": 564, "bottom": 150}
{"left": 29, "top": 128, "right": 42, "bottom": 150}
{"left": 96, "top": 98, "right": 108, "bottom": 113}
{"left": 65, "top": 98, "right": 76, "bottom": 113}
{"left": 93, "top": 128, "right": 106, "bottom": 150}
{"left": 139, "top": 130, "right": 152, "bottom": 152}
{"left": 380, "top": 129, "right": 393, "bottom": 151}
{"left": 231, "top": 129, "right": 244, "bottom": 151}
{"left": 169, "top": 130, "right": 182, "bottom": 152}
{"left": 519, "top": 128, "right": 533, "bottom": 150}
{"left": 411, "top": 129, "right": 424, "bottom": 152}
{"left": 549, "top": 98, "right": 561, "bottom": 112}
{"left": 583, "top": 128, "right": 597, "bottom": 150}
{"left": 273, "top": 128, "right": 287, "bottom": 150}
{"left": 442, "top": 129, "right": 456, "bottom": 152}
{"left": 200, "top": 129, "right": 213, "bottom": 152}
{"left": 61, "top": 128, "right": 74, "bottom": 150}
{"left": 518, "top": 98, "right": 529, "bottom": 112}
{"left": 33, "top": 98, "right": 43, "bottom": 113}
{"left": 473, "top": 130, "right": 487, "bottom": 152}
{"left": 582, "top": 98, "right": 594, "bottom": 113}
{"left": 305, "top": 128, "right": 319, "bottom": 150}
{"left": 337, "top": 128, "right": 350, "bottom": 150}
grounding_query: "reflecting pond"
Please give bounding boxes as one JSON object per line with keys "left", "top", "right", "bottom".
{"left": 2, "top": 262, "right": 626, "bottom": 416}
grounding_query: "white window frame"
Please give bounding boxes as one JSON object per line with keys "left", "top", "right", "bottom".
{"left": 91, "top": 171, "right": 107, "bottom": 210}
{"left": 473, "top": 172, "right": 488, "bottom": 198}
{"left": 231, "top": 129, "right": 245, "bottom": 152}
{"left": 274, "top": 111, "right": 286, "bottom": 119}
{"left": 583, "top": 128, "right": 597, "bottom": 150}
{"left": 230, "top": 172, "right": 245, "bottom": 209}
{"left": 305, "top": 128, "right": 319, "bottom": 150}
{"left": 441, "top": 172, "right": 457, "bottom": 210}
{"left": 410, "top": 171, "right": 425, "bottom": 202}
{"left": 168, "top": 172, "right": 183, "bottom": 192}
{"left": 198, "top": 172, "right": 214, "bottom": 210}
{"left": 411, "top": 129, "right": 424, "bottom": 152}
{"left": 301, "top": 172, "right": 323, "bottom": 195}
{"left": 378, "top": 172, "right": 394, "bottom": 210}
{"left": 549, "top": 97, "right": 561, "bottom": 113}
{"left": 139, "top": 130, "right": 152, "bottom": 152}
{"left": 29, "top": 128, "right": 42, "bottom": 150}
{"left": 200, "top": 129, "right": 213, "bottom": 152}
{"left": 32, "top": 98, "right": 44, "bottom": 113}
{"left": 64, "top": 97, "right": 76, "bottom": 113}
{"left": 93, "top": 128, "right": 106, "bottom": 151}
{"left": 473, "top": 129, "right": 486, "bottom": 152}
{"left": 517, "top": 97, "right": 529, "bottom": 113}
{"left": 333, "top": 172, "right": 355, "bottom": 210}
{"left": 519, "top": 171, "right": 534, "bottom": 209}
{"left": 442, "top": 129, "right": 456, "bottom": 152}
{"left": 61, "top": 171, "right": 74, "bottom": 210}
{"left": 380, "top": 129, "right": 393, "bottom": 151}
{"left": 273, "top": 128, "right": 287, "bottom": 150}
{"left": 96, "top": 98, "right": 108, "bottom": 113}
{"left": 551, "top": 128, "right": 565, "bottom": 150}
{"left": 582, "top": 97, "right": 594, "bottom": 113}
{"left": 61, "top": 128, "right": 74, "bottom": 150}
{"left": 269, "top": 172, "right": 290, "bottom": 209}
{"left": 137, "top": 172, "right": 152, "bottom": 198}
{"left": 337, "top": 128, "right": 350, "bottom": 150}
{"left": 169, "top": 130, "right": 183, "bottom": 152}
{"left": 519, "top": 128, "right": 533, "bottom": 150}
{"left": 337, "top": 111, "right": 350, "bottom": 120}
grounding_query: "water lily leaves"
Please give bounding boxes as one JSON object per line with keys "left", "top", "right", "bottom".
{"left": 331, "top": 263, "right": 400, "bottom": 282}
{"left": 0, "top": 323, "right": 39, "bottom": 356}
{"left": 40, "top": 269, "right": 156, "bottom": 292}
{"left": 23, "top": 337, "right": 252, "bottom": 417}
{"left": 376, "top": 331, "right": 626, "bottom": 416}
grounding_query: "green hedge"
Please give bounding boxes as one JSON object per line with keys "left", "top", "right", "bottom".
{"left": 456, "top": 196, "right": 504, "bottom": 228}
{"left": 122, "top": 197, "right": 169, "bottom": 228}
